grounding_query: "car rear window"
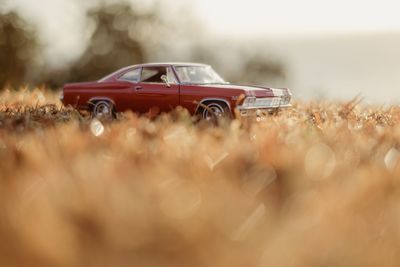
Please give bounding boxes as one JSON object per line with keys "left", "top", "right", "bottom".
{"left": 119, "top": 68, "right": 141, "bottom": 82}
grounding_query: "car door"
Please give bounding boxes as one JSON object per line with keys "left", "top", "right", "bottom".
{"left": 116, "top": 67, "right": 143, "bottom": 112}
{"left": 134, "top": 66, "right": 180, "bottom": 114}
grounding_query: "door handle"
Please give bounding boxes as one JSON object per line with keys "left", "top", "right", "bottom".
{"left": 134, "top": 86, "right": 142, "bottom": 90}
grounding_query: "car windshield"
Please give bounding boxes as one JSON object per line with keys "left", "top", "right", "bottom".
{"left": 174, "top": 66, "right": 227, "bottom": 85}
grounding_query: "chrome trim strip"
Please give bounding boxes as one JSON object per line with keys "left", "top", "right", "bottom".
{"left": 237, "top": 104, "right": 292, "bottom": 110}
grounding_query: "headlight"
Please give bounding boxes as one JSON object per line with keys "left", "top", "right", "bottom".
{"left": 242, "top": 97, "right": 256, "bottom": 107}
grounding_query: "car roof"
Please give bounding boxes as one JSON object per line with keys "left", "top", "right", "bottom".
{"left": 132, "top": 62, "right": 210, "bottom": 68}
{"left": 98, "top": 63, "right": 210, "bottom": 82}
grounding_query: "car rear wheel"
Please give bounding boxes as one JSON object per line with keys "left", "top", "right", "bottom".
{"left": 93, "top": 100, "right": 114, "bottom": 119}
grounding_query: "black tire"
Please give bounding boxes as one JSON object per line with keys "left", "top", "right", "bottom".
{"left": 92, "top": 100, "right": 115, "bottom": 119}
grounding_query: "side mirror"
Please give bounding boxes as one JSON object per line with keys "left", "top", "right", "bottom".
{"left": 161, "top": 75, "right": 171, "bottom": 88}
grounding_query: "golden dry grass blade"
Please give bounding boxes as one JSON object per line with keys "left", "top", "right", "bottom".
{"left": 1, "top": 88, "right": 400, "bottom": 266}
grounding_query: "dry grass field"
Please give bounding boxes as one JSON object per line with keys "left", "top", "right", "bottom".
{"left": 1, "top": 88, "right": 400, "bottom": 267}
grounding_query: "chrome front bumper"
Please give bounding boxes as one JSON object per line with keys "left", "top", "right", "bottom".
{"left": 236, "top": 95, "right": 292, "bottom": 116}
{"left": 237, "top": 104, "right": 292, "bottom": 117}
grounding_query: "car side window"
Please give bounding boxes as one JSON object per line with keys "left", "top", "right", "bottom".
{"left": 119, "top": 68, "right": 141, "bottom": 82}
{"left": 141, "top": 67, "right": 177, "bottom": 84}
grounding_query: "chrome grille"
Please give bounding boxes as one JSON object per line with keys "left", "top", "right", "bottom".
{"left": 253, "top": 97, "right": 283, "bottom": 108}
{"left": 239, "top": 93, "right": 291, "bottom": 110}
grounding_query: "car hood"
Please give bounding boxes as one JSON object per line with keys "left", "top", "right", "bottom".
{"left": 198, "top": 83, "right": 288, "bottom": 97}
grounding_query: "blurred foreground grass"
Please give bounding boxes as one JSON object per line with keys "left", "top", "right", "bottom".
{"left": 1, "top": 89, "right": 400, "bottom": 266}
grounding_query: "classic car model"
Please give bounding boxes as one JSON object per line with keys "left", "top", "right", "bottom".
{"left": 61, "top": 63, "right": 291, "bottom": 119}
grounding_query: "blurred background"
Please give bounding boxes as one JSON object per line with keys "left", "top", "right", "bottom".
{"left": 1, "top": 0, "right": 400, "bottom": 103}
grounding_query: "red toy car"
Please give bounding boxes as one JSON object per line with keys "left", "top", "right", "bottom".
{"left": 61, "top": 63, "right": 291, "bottom": 119}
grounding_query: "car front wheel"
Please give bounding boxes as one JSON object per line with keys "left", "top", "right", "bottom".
{"left": 202, "top": 102, "right": 230, "bottom": 121}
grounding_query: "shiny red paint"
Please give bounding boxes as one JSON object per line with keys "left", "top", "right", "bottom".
{"left": 61, "top": 63, "right": 291, "bottom": 117}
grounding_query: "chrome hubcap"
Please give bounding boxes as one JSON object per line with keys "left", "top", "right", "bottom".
{"left": 94, "top": 102, "right": 112, "bottom": 118}
{"left": 203, "top": 104, "right": 224, "bottom": 120}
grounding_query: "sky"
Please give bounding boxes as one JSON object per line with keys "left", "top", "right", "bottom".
{"left": 196, "top": 0, "right": 400, "bottom": 36}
